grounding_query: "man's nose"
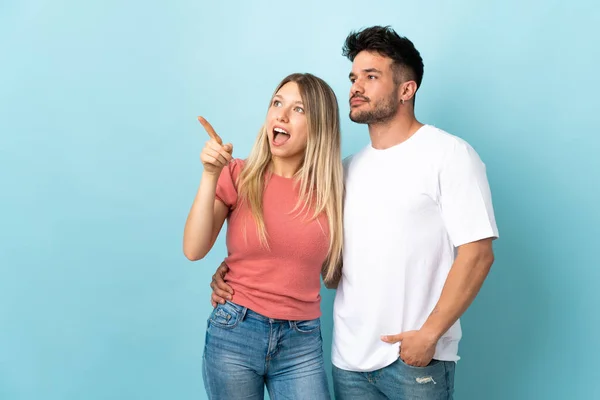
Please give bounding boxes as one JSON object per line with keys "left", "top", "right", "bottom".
{"left": 351, "top": 79, "right": 364, "bottom": 96}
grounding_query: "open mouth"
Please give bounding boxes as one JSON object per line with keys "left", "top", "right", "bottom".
{"left": 273, "top": 127, "right": 291, "bottom": 145}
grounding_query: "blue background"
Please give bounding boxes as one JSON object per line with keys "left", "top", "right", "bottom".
{"left": 1, "top": 1, "right": 598, "bottom": 399}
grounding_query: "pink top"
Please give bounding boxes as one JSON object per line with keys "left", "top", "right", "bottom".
{"left": 215, "top": 159, "right": 329, "bottom": 320}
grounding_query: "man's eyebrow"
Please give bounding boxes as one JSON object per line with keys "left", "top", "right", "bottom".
{"left": 349, "top": 68, "right": 382, "bottom": 79}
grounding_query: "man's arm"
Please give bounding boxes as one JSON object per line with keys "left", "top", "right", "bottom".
{"left": 209, "top": 262, "right": 234, "bottom": 307}
{"left": 421, "top": 238, "right": 494, "bottom": 340}
{"left": 382, "top": 238, "right": 495, "bottom": 366}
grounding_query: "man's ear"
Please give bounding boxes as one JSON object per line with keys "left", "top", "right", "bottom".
{"left": 400, "top": 80, "right": 418, "bottom": 103}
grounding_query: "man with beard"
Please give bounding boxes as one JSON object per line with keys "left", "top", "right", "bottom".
{"left": 210, "top": 26, "right": 499, "bottom": 399}
{"left": 330, "top": 26, "right": 498, "bottom": 399}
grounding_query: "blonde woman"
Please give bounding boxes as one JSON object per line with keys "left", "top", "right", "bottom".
{"left": 183, "top": 73, "right": 343, "bottom": 399}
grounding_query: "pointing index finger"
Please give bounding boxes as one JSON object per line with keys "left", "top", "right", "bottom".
{"left": 197, "top": 116, "right": 223, "bottom": 145}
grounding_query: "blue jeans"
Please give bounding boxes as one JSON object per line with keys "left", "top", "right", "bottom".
{"left": 333, "top": 358, "right": 455, "bottom": 399}
{"left": 202, "top": 301, "right": 330, "bottom": 399}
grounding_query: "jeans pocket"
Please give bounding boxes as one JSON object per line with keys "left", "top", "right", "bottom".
{"left": 209, "top": 301, "right": 245, "bottom": 329}
{"left": 398, "top": 357, "right": 441, "bottom": 370}
{"left": 291, "top": 318, "right": 321, "bottom": 334}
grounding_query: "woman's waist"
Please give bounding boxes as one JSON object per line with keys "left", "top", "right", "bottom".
{"left": 224, "top": 259, "right": 322, "bottom": 290}
{"left": 230, "top": 284, "right": 322, "bottom": 321}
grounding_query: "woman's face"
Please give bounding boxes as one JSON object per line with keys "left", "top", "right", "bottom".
{"left": 265, "top": 81, "right": 308, "bottom": 160}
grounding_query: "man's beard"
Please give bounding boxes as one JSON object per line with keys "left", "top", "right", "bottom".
{"left": 349, "top": 93, "right": 400, "bottom": 125}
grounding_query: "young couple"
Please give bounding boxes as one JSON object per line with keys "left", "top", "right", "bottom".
{"left": 184, "top": 26, "right": 498, "bottom": 400}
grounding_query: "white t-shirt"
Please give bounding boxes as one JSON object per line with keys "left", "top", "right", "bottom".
{"left": 332, "top": 125, "right": 499, "bottom": 372}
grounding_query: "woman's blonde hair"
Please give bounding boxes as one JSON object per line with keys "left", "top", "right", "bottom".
{"left": 237, "top": 73, "right": 343, "bottom": 287}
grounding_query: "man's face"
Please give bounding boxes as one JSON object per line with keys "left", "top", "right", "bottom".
{"left": 348, "top": 51, "right": 401, "bottom": 124}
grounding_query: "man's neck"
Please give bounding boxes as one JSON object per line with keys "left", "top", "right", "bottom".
{"left": 368, "top": 112, "right": 424, "bottom": 150}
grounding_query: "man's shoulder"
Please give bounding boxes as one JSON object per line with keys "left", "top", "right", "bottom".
{"left": 419, "top": 125, "right": 482, "bottom": 162}
{"left": 342, "top": 154, "right": 355, "bottom": 170}
{"left": 420, "top": 125, "right": 470, "bottom": 148}
{"left": 342, "top": 146, "right": 370, "bottom": 172}
{"left": 420, "top": 126, "right": 489, "bottom": 177}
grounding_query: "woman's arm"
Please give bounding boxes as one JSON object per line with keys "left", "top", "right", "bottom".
{"left": 183, "top": 174, "right": 230, "bottom": 261}
{"left": 183, "top": 117, "right": 233, "bottom": 261}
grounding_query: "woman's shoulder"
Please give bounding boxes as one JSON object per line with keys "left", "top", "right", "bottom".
{"left": 227, "top": 158, "right": 246, "bottom": 179}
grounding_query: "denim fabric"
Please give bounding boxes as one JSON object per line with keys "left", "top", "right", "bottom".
{"left": 333, "top": 357, "right": 455, "bottom": 399}
{"left": 202, "top": 301, "right": 330, "bottom": 399}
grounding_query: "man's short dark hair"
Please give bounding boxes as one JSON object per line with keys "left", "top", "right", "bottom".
{"left": 343, "top": 26, "right": 424, "bottom": 89}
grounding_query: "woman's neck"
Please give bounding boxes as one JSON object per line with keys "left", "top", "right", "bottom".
{"left": 270, "top": 155, "right": 302, "bottom": 178}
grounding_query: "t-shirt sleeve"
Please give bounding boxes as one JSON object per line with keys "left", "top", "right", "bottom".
{"left": 439, "top": 140, "right": 499, "bottom": 247}
{"left": 215, "top": 159, "right": 242, "bottom": 209}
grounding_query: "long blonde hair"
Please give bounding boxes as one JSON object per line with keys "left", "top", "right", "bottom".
{"left": 237, "top": 73, "right": 344, "bottom": 287}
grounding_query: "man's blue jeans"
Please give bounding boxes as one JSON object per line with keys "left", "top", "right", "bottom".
{"left": 333, "top": 357, "right": 455, "bottom": 399}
